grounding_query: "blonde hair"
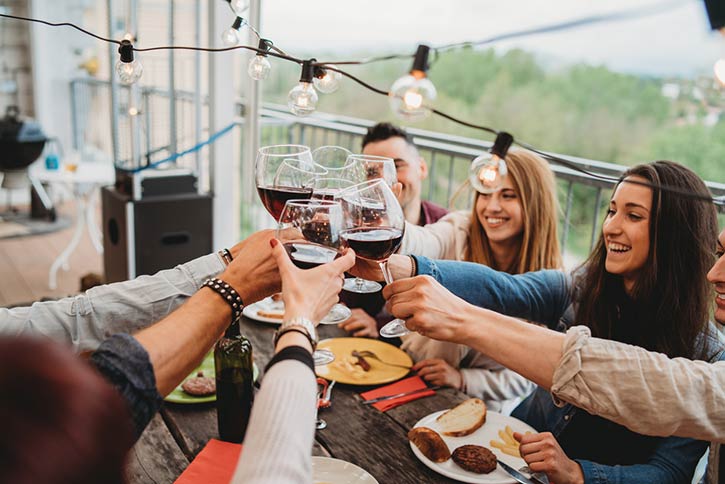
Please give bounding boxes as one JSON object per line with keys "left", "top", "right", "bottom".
{"left": 463, "top": 149, "right": 562, "bottom": 274}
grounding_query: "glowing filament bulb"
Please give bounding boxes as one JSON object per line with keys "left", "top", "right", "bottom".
{"left": 714, "top": 58, "right": 725, "bottom": 86}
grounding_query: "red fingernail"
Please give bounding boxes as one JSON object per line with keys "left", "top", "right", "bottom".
{"left": 270, "top": 238, "right": 278, "bottom": 248}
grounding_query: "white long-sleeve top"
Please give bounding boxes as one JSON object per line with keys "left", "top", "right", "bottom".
{"left": 399, "top": 210, "right": 535, "bottom": 411}
{"left": 0, "top": 253, "right": 225, "bottom": 352}
{"left": 232, "top": 359, "right": 316, "bottom": 484}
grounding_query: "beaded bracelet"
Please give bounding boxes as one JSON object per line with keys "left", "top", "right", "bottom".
{"left": 202, "top": 278, "right": 244, "bottom": 322}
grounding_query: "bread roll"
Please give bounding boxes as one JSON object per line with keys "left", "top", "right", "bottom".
{"left": 408, "top": 427, "right": 451, "bottom": 463}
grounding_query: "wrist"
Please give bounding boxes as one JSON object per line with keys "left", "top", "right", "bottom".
{"left": 569, "top": 460, "right": 585, "bottom": 484}
{"left": 275, "top": 330, "right": 313, "bottom": 353}
{"left": 388, "top": 254, "right": 413, "bottom": 280}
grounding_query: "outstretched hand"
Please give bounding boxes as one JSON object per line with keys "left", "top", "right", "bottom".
{"left": 384, "top": 275, "right": 473, "bottom": 344}
{"left": 270, "top": 239, "right": 356, "bottom": 324}
{"left": 514, "top": 432, "right": 584, "bottom": 484}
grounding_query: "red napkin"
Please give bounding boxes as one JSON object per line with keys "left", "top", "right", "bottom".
{"left": 360, "top": 375, "right": 435, "bottom": 412}
{"left": 174, "top": 439, "right": 242, "bottom": 484}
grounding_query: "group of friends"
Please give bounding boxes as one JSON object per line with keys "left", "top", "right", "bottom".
{"left": 1, "top": 123, "right": 724, "bottom": 484}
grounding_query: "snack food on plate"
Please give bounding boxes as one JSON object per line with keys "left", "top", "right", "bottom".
{"left": 436, "top": 398, "right": 487, "bottom": 437}
{"left": 408, "top": 427, "right": 451, "bottom": 463}
{"left": 490, "top": 425, "right": 532, "bottom": 458}
{"left": 330, "top": 356, "right": 367, "bottom": 379}
{"left": 181, "top": 371, "right": 216, "bottom": 396}
{"left": 451, "top": 445, "right": 497, "bottom": 474}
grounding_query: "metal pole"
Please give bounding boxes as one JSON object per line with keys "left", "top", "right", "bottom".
{"left": 241, "top": 0, "right": 262, "bottom": 233}
{"left": 194, "top": 0, "right": 202, "bottom": 180}
{"left": 168, "top": 0, "right": 177, "bottom": 158}
{"left": 107, "top": 0, "right": 120, "bottom": 166}
{"left": 129, "top": 0, "right": 142, "bottom": 168}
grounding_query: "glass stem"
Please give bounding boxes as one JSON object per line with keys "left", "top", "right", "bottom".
{"left": 379, "top": 260, "right": 393, "bottom": 285}
{"left": 355, "top": 277, "right": 365, "bottom": 289}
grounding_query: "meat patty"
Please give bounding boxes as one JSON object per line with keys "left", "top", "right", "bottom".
{"left": 182, "top": 376, "right": 216, "bottom": 396}
{"left": 451, "top": 445, "right": 497, "bottom": 474}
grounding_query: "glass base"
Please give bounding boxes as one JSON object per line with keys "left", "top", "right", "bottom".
{"left": 379, "top": 318, "right": 410, "bottom": 338}
{"left": 342, "top": 277, "right": 382, "bottom": 294}
{"left": 313, "top": 348, "right": 335, "bottom": 366}
{"left": 320, "top": 303, "right": 352, "bottom": 324}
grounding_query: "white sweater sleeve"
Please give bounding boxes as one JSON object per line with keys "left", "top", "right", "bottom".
{"left": 399, "top": 211, "right": 470, "bottom": 260}
{"left": 0, "top": 253, "right": 225, "bottom": 352}
{"left": 232, "top": 360, "right": 317, "bottom": 484}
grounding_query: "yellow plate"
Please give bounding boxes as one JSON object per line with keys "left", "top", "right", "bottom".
{"left": 315, "top": 337, "right": 412, "bottom": 385}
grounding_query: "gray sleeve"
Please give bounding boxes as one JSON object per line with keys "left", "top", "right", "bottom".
{"left": 0, "top": 253, "right": 225, "bottom": 352}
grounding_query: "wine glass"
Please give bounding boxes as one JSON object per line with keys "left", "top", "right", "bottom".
{"left": 340, "top": 154, "right": 397, "bottom": 295}
{"left": 276, "top": 199, "right": 352, "bottom": 364}
{"left": 312, "top": 145, "right": 352, "bottom": 169}
{"left": 339, "top": 179, "right": 408, "bottom": 338}
{"left": 311, "top": 177, "right": 355, "bottom": 201}
{"left": 347, "top": 154, "right": 397, "bottom": 187}
{"left": 255, "top": 144, "right": 322, "bottom": 221}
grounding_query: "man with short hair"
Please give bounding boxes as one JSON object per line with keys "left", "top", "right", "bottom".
{"left": 361, "top": 122, "right": 447, "bottom": 226}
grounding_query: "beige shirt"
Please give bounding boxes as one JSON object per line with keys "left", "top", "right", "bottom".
{"left": 553, "top": 326, "right": 725, "bottom": 483}
{"left": 399, "top": 210, "right": 471, "bottom": 260}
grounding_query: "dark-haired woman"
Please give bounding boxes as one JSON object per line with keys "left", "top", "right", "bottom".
{"left": 373, "top": 161, "right": 722, "bottom": 483}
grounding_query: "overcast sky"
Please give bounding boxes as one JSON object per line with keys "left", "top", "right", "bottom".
{"left": 261, "top": 0, "right": 724, "bottom": 77}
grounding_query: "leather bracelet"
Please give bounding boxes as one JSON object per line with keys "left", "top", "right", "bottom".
{"left": 409, "top": 255, "right": 417, "bottom": 278}
{"left": 202, "top": 278, "right": 244, "bottom": 322}
{"left": 273, "top": 326, "right": 316, "bottom": 351}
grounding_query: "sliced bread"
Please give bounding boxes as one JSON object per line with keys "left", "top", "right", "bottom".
{"left": 436, "top": 398, "right": 487, "bottom": 437}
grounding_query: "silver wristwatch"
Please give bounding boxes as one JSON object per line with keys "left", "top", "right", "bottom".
{"left": 274, "top": 316, "right": 318, "bottom": 350}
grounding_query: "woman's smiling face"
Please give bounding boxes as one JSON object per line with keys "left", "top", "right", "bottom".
{"left": 475, "top": 177, "right": 524, "bottom": 247}
{"left": 602, "top": 176, "right": 653, "bottom": 292}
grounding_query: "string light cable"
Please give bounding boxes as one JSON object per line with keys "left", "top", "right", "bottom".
{"left": 0, "top": 6, "right": 721, "bottom": 205}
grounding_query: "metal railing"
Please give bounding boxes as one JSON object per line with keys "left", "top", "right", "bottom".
{"left": 68, "top": 79, "right": 725, "bottom": 259}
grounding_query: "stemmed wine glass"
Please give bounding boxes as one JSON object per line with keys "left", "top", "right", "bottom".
{"left": 348, "top": 154, "right": 397, "bottom": 187}
{"left": 312, "top": 145, "right": 352, "bottom": 168}
{"left": 341, "top": 154, "right": 397, "bottom": 294}
{"left": 339, "top": 179, "right": 408, "bottom": 338}
{"left": 276, "top": 199, "right": 351, "bottom": 365}
{"left": 311, "top": 177, "right": 355, "bottom": 201}
{"left": 255, "top": 144, "right": 322, "bottom": 221}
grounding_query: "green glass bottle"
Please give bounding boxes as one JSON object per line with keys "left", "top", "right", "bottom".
{"left": 214, "top": 320, "right": 254, "bottom": 443}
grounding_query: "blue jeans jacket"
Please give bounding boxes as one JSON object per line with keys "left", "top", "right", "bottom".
{"left": 413, "top": 256, "right": 711, "bottom": 483}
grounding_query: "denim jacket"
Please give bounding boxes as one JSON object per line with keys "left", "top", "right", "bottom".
{"left": 413, "top": 255, "right": 715, "bottom": 483}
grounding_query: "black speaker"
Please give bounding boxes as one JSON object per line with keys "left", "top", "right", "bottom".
{"left": 102, "top": 185, "right": 213, "bottom": 283}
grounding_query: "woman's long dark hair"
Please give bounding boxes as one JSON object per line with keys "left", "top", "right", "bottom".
{"left": 575, "top": 161, "right": 717, "bottom": 360}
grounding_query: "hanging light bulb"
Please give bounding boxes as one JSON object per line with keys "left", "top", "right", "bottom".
{"left": 248, "top": 38, "right": 273, "bottom": 80}
{"left": 221, "top": 17, "right": 243, "bottom": 46}
{"left": 229, "top": 0, "right": 247, "bottom": 15}
{"left": 288, "top": 59, "right": 318, "bottom": 116}
{"left": 389, "top": 44, "right": 437, "bottom": 121}
{"left": 313, "top": 65, "right": 342, "bottom": 93}
{"left": 116, "top": 39, "right": 143, "bottom": 85}
{"left": 714, "top": 58, "right": 725, "bottom": 86}
{"left": 469, "top": 132, "right": 514, "bottom": 194}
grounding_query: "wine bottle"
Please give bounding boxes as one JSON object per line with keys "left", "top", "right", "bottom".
{"left": 214, "top": 321, "right": 254, "bottom": 443}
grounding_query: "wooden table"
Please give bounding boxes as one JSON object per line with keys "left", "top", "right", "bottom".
{"left": 126, "top": 316, "right": 469, "bottom": 483}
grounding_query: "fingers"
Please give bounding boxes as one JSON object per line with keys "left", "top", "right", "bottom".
{"left": 270, "top": 238, "right": 294, "bottom": 277}
{"left": 329, "top": 248, "right": 356, "bottom": 274}
{"left": 382, "top": 276, "right": 424, "bottom": 300}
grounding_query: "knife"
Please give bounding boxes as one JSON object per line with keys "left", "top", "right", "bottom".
{"left": 362, "top": 386, "right": 440, "bottom": 405}
{"left": 498, "top": 459, "right": 545, "bottom": 484}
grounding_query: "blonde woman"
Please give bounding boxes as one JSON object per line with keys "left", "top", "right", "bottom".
{"left": 399, "top": 149, "right": 562, "bottom": 413}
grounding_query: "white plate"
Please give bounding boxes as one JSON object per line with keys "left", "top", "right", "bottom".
{"left": 312, "top": 456, "right": 378, "bottom": 484}
{"left": 242, "top": 296, "right": 284, "bottom": 325}
{"left": 410, "top": 410, "right": 537, "bottom": 484}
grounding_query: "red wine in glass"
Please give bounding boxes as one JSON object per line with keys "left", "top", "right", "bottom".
{"left": 340, "top": 227, "right": 404, "bottom": 261}
{"left": 257, "top": 186, "right": 313, "bottom": 221}
{"left": 283, "top": 242, "right": 339, "bottom": 270}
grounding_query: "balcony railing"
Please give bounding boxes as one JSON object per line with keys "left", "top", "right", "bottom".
{"left": 69, "top": 79, "right": 725, "bottom": 261}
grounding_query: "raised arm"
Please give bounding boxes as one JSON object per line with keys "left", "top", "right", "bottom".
{"left": 385, "top": 276, "right": 725, "bottom": 443}
{"left": 398, "top": 210, "right": 469, "bottom": 259}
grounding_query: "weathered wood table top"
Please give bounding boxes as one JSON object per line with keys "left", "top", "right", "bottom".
{"left": 127, "top": 316, "right": 469, "bottom": 483}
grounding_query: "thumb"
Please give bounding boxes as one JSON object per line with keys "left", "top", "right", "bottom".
{"left": 513, "top": 431, "right": 524, "bottom": 443}
{"left": 270, "top": 238, "right": 295, "bottom": 277}
{"left": 328, "top": 248, "right": 356, "bottom": 274}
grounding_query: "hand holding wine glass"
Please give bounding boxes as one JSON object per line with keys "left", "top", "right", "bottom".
{"left": 276, "top": 199, "right": 353, "bottom": 326}
{"left": 339, "top": 179, "right": 409, "bottom": 338}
